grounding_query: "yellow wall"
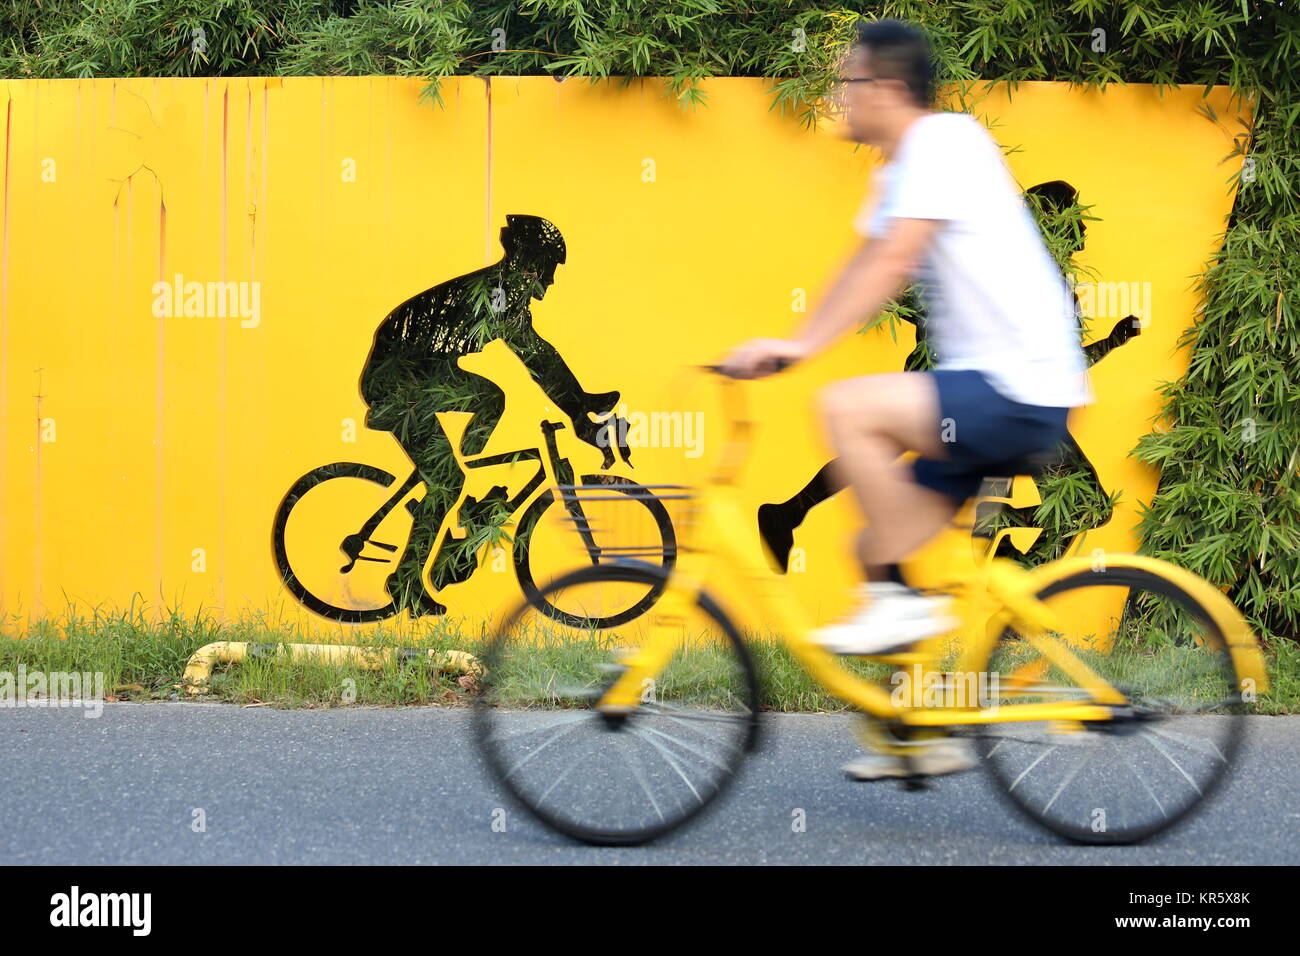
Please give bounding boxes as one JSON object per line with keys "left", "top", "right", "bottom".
{"left": 0, "top": 76, "right": 1246, "bottom": 637}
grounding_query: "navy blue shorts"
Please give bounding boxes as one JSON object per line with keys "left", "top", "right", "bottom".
{"left": 912, "top": 370, "right": 1072, "bottom": 503}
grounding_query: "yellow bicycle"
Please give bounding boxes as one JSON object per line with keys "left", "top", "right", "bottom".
{"left": 472, "top": 367, "right": 1268, "bottom": 845}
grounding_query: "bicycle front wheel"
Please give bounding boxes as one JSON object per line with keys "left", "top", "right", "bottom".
{"left": 473, "top": 562, "right": 760, "bottom": 846}
{"left": 977, "top": 564, "right": 1248, "bottom": 844}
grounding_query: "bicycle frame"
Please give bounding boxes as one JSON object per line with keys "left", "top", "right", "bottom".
{"left": 593, "top": 371, "right": 1266, "bottom": 726}
{"left": 342, "top": 415, "right": 609, "bottom": 570}
{"left": 600, "top": 482, "right": 1123, "bottom": 725}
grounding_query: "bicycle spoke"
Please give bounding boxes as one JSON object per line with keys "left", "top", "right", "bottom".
{"left": 626, "top": 726, "right": 706, "bottom": 806}
{"left": 619, "top": 747, "right": 667, "bottom": 824}
{"left": 1040, "top": 743, "right": 1096, "bottom": 815}
{"left": 484, "top": 711, "right": 591, "bottom": 745}
{"left": 632, "top": 722, "right": 735, "bottom": 774}
{"left": 502, "top": 718, "right": 590, "bottom": 781}
{"left": 1138, "top": 721, "right": 1227, "bottom": 763}
{"left": 1008, "top": 745, "right": 1057, "bottom": 793}
{"left": 535, "top": 751, "right": 593, "bottom": 810}
{"left": 1137, "top": 730, "right": 1205, "bottom": 796}
{"left": 639, "top": 701, "right": 750, "bottom": 734}
{"left": 1124, "top": 747, "right": 1169, "bottom": 820}
{"left": 474, "top": 561, "right": 757, "bottom": 844}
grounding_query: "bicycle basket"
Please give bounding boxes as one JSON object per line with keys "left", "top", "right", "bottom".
{"left": 550, "top": 477, "right": 693, "bottom": 571}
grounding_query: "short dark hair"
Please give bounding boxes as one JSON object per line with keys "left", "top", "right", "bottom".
{"left": 852, "top": 18, "right": 935, "bottom": 108}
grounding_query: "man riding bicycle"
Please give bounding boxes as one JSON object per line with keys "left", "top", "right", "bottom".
{"left": 360, "top": 214, "right": 620, "bottom": 616}
{"left": 720, "top": 18, "right": 1092, "bottom": 779}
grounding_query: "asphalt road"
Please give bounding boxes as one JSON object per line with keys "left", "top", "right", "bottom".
{"left": 0, "top": 704, "right": 1295, "bottom": 865}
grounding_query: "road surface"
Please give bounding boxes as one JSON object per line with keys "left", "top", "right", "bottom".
{"left": 1, "top": 704, "right": 1294, "bottom": 864}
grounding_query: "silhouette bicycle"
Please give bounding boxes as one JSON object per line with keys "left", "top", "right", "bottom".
{"left": 273, "top": 213, "right": 674, "bottom": 627}
{"left": 272, "top": 409, "right": 676, "bottom": 627}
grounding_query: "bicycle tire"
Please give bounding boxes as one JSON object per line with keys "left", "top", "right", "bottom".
{"left": 272, "top": 462, "right": 400, "bottom": 624}
{"left": 473, "top": 561, "right": 759, "bottom": 846}
{"left": 975, "top": 564, "right": 1247, "bottom": 845}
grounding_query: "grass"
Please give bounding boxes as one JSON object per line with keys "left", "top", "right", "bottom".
{"left": 0, "top": 606, "right": 479, "bottom": 708}
{"left": 0, "top": 606, "right": 1295, "bottom": 713}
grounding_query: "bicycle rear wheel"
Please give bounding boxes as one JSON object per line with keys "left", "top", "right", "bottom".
{"left": 977, "top": 565, "right": 1248, "bottom": 844}
{"left": 472, "top": 562, "right": 760, "bottom": 845}
{"left": 272, "top": 462, "right": 401, "bottom": 623}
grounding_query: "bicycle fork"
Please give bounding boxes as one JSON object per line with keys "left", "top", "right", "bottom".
{"left": 594, "top": 563, "right": 705, "bottom": 715}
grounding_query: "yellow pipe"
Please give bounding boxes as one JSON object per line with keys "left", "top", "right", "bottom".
{"left": 182, "top": 641, "right": 483, "bottom": 695}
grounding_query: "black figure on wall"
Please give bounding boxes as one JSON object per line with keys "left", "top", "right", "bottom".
{"left": 273, "top": 215, "right": 673, "bottom": 626}
{"left": 756, "top": 181, "right": 1142, "bottom": 573}
{"left": 357, "top": 215, "right": 623, "bottom": 614}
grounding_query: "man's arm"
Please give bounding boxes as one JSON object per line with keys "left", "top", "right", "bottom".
{"left": 1083, "top": 315, "right": 1142, "bottom": 367}
{"left": 509, "top": 322, "right": 621, "bottom": 465}
{"left": 794, "top": 218, "right": 940, "bottom": 353}
{"left": 510, "top": 322, "right": 605, "bottom": 414}
{"left": 720, "top": 217, "right": 942, "bottom": 377}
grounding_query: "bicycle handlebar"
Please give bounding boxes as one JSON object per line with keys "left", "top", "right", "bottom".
{"left": 700, "top": 357, "right": 796, "bottom": 379}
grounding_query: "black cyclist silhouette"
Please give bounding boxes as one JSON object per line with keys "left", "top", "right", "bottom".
{"left": 757, "top": 180, "right": 1141, "bottom": 572}
{"left": 273, "top": 214, "right": 674, "bottom": 625}
{"left": 359, "top": 214, "right": 623, "bottom": 614}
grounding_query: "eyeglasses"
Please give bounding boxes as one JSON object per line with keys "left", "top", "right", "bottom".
{"left": 829, "top": 77, "right": 874, "bottom": 105}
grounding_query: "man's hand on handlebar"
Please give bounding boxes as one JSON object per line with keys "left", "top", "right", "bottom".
{"left": 717, "top": 338, "right": 809, "bottom": 379}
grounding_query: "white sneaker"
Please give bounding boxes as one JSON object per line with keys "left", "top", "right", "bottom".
{"left": 812, "top": 582, "right": 958, "bottom": 656}
{"left": 843, "top": 738, "right": 977, "bottom": 780}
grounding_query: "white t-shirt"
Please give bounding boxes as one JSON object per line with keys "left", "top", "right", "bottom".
{"left": 854, "top": 111, "right": 1093, "bottom": 408}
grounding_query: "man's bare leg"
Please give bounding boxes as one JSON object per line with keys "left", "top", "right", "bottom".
{"left": 815, "top": 372, "right": 976, "bottom": 775}
{"left": 819, "top": 372, "right": 960, "bottom": 577}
